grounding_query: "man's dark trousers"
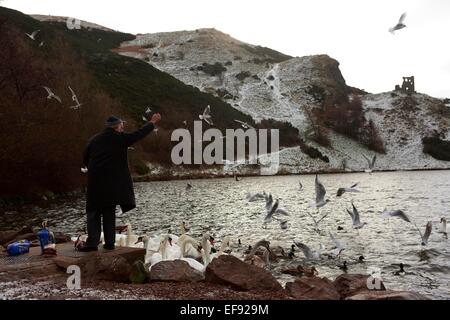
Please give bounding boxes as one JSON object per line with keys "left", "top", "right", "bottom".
{"left": 85, "top": 206, "right": 116, "bottom": 248}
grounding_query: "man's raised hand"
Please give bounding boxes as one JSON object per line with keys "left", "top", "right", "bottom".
{"left": 150, "top": 113, "right": 161, "bottom": 124}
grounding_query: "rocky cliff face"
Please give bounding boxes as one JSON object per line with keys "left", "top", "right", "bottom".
{"left": 116, "top": 28, "right": 450, "bottom": 173}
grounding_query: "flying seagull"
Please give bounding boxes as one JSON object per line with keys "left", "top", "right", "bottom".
{"left": 264, "top": 199, "right": 289, "bottom": 224}
{"left": 294, "top": 241, "right": 322, "bottom": 260}
{"left": 336, "top": 183, "right": 360, "bottom": 197}
{"left": 245, "top": 192, "right": 266, "bottom": 202}
{"left": 306, "top": 211, "right": 329, "bottom": 234}
{"left": 329, "top": 232, "right": 346, "bottom": 257}
{"left": 299, "top": 181, "right": 303, "bottom": 191}
{"left": 346, "top": 201, "right": 367, "bottom": 229}
{"left": 389, "top": 12, "right": 407, "bottom": 34}
{"left": 414, "top": 221, "right": 432, "bottom": 246}
{"left": 68, "top": 86, "right": 82, "bottom": 110}
{"left": 234, "top": 120, "right": 254, "bottom": 129}
{"left": 310, "top": 175, "right": 330, "bottom": 208}
{"left": 42, "top": 86, "right": 62, "bottom": 103}
{"left": 381, "top": 209, "right": 411, "bottom": 223}
{"left": 199, "top": 105, "right": 213, "bottom": 125}
{"left": 362, "top": 154, "right": 377, "bottom": 173}
{"left": 265, "top": 193, "right": 273, "bottom": 211}
{"left": 186, "top": 183, "right": 193, "bottom": 191}
{"left": 25, "top": 30, "right": 40, "bottom": 40}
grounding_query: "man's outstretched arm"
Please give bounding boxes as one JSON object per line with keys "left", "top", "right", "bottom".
{"left": 123, "top": 113, "right": 161, "bottom": 147}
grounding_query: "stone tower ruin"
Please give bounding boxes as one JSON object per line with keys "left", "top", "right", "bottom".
{"left": 395, "top": 76, "right": 415, "bottom": 94}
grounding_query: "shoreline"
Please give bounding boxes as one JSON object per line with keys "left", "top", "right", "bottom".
{"left": 0, "top": 245, "right": 431, "bottom": 301}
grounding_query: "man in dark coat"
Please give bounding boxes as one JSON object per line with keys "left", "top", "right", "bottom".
{"left": 79, "top": 113, "right": 161, "bottom": 251}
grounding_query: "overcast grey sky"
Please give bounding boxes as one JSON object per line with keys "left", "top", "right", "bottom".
{"left": 3, "top": 0, "right": 450, "bottom": 97}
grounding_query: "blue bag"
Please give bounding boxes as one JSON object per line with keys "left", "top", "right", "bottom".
{"left": 7, "top": 240, "right": 31, "bottom": 256}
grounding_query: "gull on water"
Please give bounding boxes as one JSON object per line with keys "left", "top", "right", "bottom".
{"left": 234, "top": 120, "right": 254, "bottom": 129}
{"left": 309, "top": 175, "right": 330, "bottom": 208}
{"left": 272, "top": 217, "right": 288, "bottom": 230}
{"left": 381, "top": 209, "right": 411, "bottom": 223}
{"left": 279, "top": 220, "right": 288, "bottom": 230}
{"left": 43, "top": 86, "right": 62, "bottom": 103}
{"left": 414, "top": 221, "right": 432, "bottom": 246}
{"left": 25, "top": 30, "right": 40, "bottom": 40}
{"left": 336, "top": 182, "right": 360, "bottom": 197}
{"left": 185, "top": 183, "right": 193, "bottom": 191}
{"left": 389, "top": 12, "right": 407, "bottom": 34}
{"left": 362, "top": 154, "right": 376, "bottom": 173}
{"left": 438, "top": 218, "right": 448, "bottom": 238}
{"left": 346, "top": 201, "right": 367, "bottom": 229}
{"left": 199, "top": 105, "right": 213, "bottom": 125}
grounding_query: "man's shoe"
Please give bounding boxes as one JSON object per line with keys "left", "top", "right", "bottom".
{"left": 103, "top": 244, "right": 115, "bottom": 250}
{"left": 77, "top": 245, "right": 98, "bottom": 252}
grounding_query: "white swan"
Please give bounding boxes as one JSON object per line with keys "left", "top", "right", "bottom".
{"left": 210, "top": 236, "right": 231, "bottom": 260}
{"left": 178, "top": 234, "right": 202, "bottom": 259}
{"left": 200, "top": 233, "right": 215, "bottom": 266}
{"left": 143, "top": 234, "right": 206, "bottom": 273}
{"left": 147, "top": 235, "right": 173, "bottom": 267}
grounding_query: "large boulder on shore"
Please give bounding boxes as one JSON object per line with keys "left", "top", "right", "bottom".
{"left": 150, "top": 260, "right": 204, "bottom": 283}
{"left": 205, "top": 255, "right": 283, "bottom": 291}
{"left": 333, "top": 274, "right": 386, "bottom": 299}
{"left": 129, "top": 260, "right": 149, "bottom": 284}
{"left": 55, "top": 253, "right": 132, "bottom": 283}
{"left": 346, "top": 290, "right": 430, "bottom": 300}
{"left": 285, "top": 276, "right": 341, "bottom": 300}
{"left": 0, "top": 226, "right": 33, "bottom": 245}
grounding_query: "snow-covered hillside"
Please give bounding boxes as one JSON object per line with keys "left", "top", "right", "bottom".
{"left": 31, "top": 15, "right": 115, "bottom": 32}
{"left": 116, "top": 28, "right": 450, "bottom": 173}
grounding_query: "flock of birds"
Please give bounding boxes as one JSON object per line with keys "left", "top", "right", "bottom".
{"left": 72, "top": 159, "right": 448, "bottom": 279}
{"left": 42, "top": 85, "right": 82, "bottom": 110}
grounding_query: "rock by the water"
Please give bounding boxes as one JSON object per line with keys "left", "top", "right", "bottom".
{"left": 0, "top": 230, "right": 21, "bottom": 245}
{"left": 334, "top": 274, "right": 386, "bottom": 299}
{"left": 205, "top": 255, "right": 282, "bottom": 291}
{"left": 285, "top": 276, "right": 341, "bottom": 300}
{"left": 55, "top": 253, "right": 132, "bottom": 283}
{"left": 346, "top": 290, "right": 430, "bottom": 300}
{"left": 53, "top": 232, "right": 71, "bottom": 244}
{"left": 0, "top": 226, "right": 33, "bottom": 245}
{"left": 150, "top": 260, "right": 204, "bottom": 282}
{"left": 129, "top": 260, "right": 149, "bottom": 284}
